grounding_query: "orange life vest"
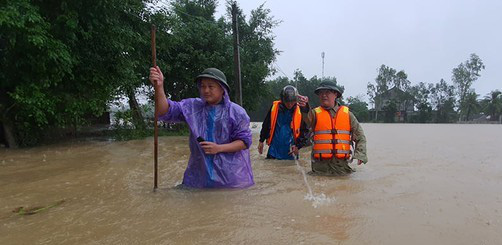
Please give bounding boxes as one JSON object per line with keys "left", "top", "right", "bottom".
{"left": 267, "top": 100, "right": 302, "bottom": 145}
{"left": 312, "top": 106, "right": 352, "bottom": 160}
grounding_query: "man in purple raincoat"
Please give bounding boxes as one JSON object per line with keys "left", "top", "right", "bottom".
{"left": 149, "top": 66, "right": 254, "bottom": 188}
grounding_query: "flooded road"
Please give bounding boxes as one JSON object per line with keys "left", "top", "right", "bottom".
{"left": 1, "top": 123, "right": 502, "bottom": 244}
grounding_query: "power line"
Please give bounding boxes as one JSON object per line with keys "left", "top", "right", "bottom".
{"left": 273, "top": 62, "right": 290, "bottom": 80}
{"left": 174, "top": 9, "right": 219, "bottom": 24}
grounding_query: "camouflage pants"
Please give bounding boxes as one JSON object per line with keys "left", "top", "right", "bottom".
{"left": 311, "top": 158, "right": 354, "bottom": 176}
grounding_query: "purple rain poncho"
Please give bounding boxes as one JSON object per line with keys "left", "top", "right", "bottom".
{"left": 159, "top": 85, "right": 254, "bottom": 188}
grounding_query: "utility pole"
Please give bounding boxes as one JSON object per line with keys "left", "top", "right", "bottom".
{"left": 321, "top": 52, "right": 325, "bottom": 80}
{"left": 231, "top": 2, "right": 243, "bottom": 106}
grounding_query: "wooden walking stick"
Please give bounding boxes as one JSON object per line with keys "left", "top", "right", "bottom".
{"left": 151, "top": 24, "right": 158, "bottom": 190}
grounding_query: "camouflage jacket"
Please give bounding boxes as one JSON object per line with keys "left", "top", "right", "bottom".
{"left": 301, "top": 104, "right": 368, "bottom": 163}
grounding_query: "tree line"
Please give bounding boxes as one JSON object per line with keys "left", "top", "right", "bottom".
{"left": 2, "top": 1, "right": 501, "bottom": 148}
{"left": 251, "top": 53, "right": 501, "bottom": 124}
{"left": 1, "top": 0, "right": 279, "bottom": 147}
{"left": 365, "top": 54, "right": 501, "bottom": 123}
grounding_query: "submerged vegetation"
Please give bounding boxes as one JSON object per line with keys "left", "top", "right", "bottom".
{"left": 12, "top": 200, "right": 65, "bottom": 216}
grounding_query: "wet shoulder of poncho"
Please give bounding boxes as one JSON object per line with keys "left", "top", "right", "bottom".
{"left": 158, "top": 92, "right": 254, "bottom": 188}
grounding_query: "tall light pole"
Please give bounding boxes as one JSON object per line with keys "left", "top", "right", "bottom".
{"left": 321, "top": 52, "right": 325, "bottom": 80}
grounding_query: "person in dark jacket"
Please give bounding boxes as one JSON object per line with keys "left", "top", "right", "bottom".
{"left": 258, "top": 85, "right": 310, "bottom": 160}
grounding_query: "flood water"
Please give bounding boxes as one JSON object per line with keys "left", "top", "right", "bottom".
{"left": 1, "top": 123, "right": 502, "bottom": 244}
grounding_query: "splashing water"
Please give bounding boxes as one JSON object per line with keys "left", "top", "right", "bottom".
{"left": 304, "top": 192, "right": 335, "bottom": 208}
{"left": 293, "top": 154, "right": 335, "bottom": 208}
{"left": 294, "top": 155, "right": 313, "bottom": 196}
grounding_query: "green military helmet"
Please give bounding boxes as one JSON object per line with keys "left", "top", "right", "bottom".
{"left": 195, "top": 68, "right": 230, "bottom": 92}
{"left": 314, "top": 81, "right": 343, "bottom": 96}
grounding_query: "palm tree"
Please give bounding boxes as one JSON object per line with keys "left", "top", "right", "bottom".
{"left": 483, "top": 90, "right": 502, "bottom": 121}
{"left": 463, "top": 90, "right": 480, "bottom": 121}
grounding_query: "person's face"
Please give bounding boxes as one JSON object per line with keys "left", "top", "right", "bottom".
{"left": 318, "top": 89, "right": 338, "bottom": 108}
{"left": 200, "top": 78, "right": 224, "bottom": 105}
{"left": 284, "top": 101, "right": 296, "bottom": 109}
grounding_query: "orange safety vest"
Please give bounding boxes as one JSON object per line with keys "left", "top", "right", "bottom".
{"left": 267, "top": 100, "right": 302, "bottom": 145}
{"left": 312, "top": 106, "right": 352, "bottom": 160}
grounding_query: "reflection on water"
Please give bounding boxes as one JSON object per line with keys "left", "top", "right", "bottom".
{"left": 1, "top": 124, "right": 502, "bottom": 244}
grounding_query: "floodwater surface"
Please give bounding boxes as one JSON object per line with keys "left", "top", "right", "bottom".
{"left": 1, "top": 123, "right": 502, "bottom": 244}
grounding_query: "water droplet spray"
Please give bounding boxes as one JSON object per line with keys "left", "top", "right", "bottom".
{"left": 291, "top": 143, "right": 335, "bottom": 208}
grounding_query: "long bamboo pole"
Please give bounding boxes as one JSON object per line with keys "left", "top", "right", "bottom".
{"left": 151, "top": 24, "right": 158, "bottom": 190}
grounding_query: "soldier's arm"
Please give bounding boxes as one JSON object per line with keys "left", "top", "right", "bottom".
{"left": 350, "top": 112, "right": 368, "bottom": 163}
{"left": 295, "top": 117, "right": 311, "bottom": 149}
{"left": 259, "top": 105, "right": 273, "bottom": 143}
{"left": 301, "top": 106, "right": 315, "bottom": 130}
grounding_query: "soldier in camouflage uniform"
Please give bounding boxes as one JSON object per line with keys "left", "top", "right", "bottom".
{"left": 297, "top": 81, "right": 368, "bottom": 175}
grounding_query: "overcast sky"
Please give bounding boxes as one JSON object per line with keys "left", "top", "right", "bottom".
{"left": 215, "top": 0, "right": 502, "bottom": 100}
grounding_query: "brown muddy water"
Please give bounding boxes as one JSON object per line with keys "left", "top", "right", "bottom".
{"left": 1, "top": 123, "right": 502, "bottom": 244}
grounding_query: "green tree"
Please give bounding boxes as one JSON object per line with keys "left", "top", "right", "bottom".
{"left": 366, "top": 83, "right": 376, "bottom": 112}
{"left": 231, "top": 2, "right": 280, "bottom": 111}
{"left": 382, "top": 99, "right": 398, "bottom": 123}
{"left": 160, "top": 0, "right": 229, "bottom": 101}
{"left": 481, "top": 90, "right": 502, "bottom": 121}
{"left": 0, "top": 0, "right": 281, "bottom": 147}
{"left": 463, "top": 90, "right": 480, "bottom": 121}
{"left": 394, "top": 70, "right": 411, "bottom": 91}
{"left": 346, "top": 96, "right": 369, "bottom": 122}
{"left": 429, "top": 79, "right": 457, "bottom": 123}
{"left": 408, "top": 82, "right": 433, "bottom": 123}
{"left": 1, "top": 0, "right": 158, "bottom": 147}
{"left": 296, "top": 71, "right": 341, "bottom": 108}
{"left": 367, "top": 65, "right": 393, "bottom": 116}
{"left": 159, "top": 0, "right": 279, "bottom": 112}
{"left": 414, "top": 103, "right": 433, "bottom": 123}
{"left": 250, "top": 70, "right": 341, "bottom": 121}
{"left": 367, "top": 64, "right": 410, "bottom": 121}
{"left": 452, "top": 53, "right": 485, "bottom": 121}
{"left": 246, "top": 76, "right": 288, "bottom": 121}
{"left": 1, "top": 0, "right": 74, "bottom": 147}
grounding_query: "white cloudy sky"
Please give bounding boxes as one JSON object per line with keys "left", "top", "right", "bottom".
{"left": 215, "top": 0, "right": 502, "bottom": 100}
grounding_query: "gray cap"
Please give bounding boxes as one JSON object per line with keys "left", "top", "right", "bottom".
{"left": 314, "top": 81, "right": 342, "bottom": 96}
{"left": 195, "top": 68, "right": 230, "bottom": 92}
